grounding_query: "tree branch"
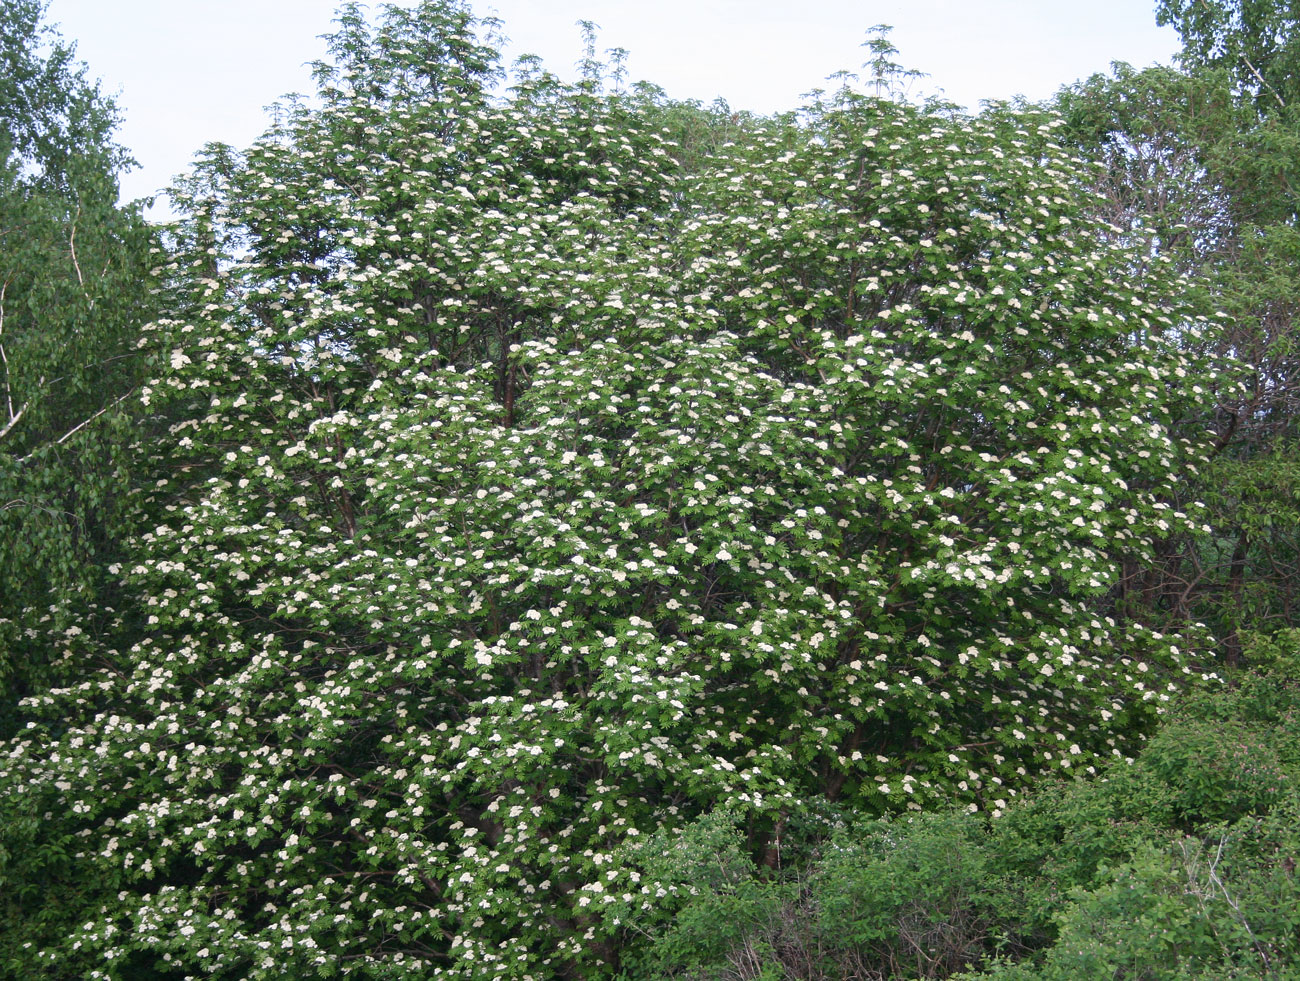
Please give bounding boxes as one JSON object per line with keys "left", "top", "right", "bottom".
{"left": 69, "top": 205, "right": 86, "bottom": 288}
{"left": 1240, "top": 52, "right": 1286, "bottom": 109}
{"left": 0, "top": 278, "right": 14, "bottom": 426}
{"left": 16, "top": 386, "right": 137, "bottom": 463}
{"left": 0, "top": 402, "right": 26, "bottom": 442}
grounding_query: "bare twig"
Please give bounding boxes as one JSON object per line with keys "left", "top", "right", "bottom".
{"left": 1, "top": 498, "right": 74, "bottom": 519}
{"left": 0, "top": 279, "right": 31, "bottom": 442}
{"left": 1205, "top": 834, "right": 1275, "bottom": 976}
{"left": 1184, "top": 834, "right": 1277, "bottom": 977}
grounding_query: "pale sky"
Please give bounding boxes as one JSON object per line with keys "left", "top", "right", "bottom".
{"left": 45, "top": 0, "right": 1180, "bottom": 217}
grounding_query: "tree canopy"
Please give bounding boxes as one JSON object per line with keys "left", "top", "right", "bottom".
{"left": 1051, "top": 0, "right": 1300, "bottom": 661}
{"left": 0, "top": 0, "right": 161, "bottom": 727}
{"left": 0, "top": 2, "right": 1228, "bottom": 978}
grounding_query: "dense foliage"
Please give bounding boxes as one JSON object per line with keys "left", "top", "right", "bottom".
{"left": 0, "top": 0, "right": 161, "bottom": 726}
{"left": 9, "top": 0, "right": 1300, "bottom": 979}
{"left": 1052, "top": 0, "right": 1300, "bottom": 661}
{"left": 625, "top": 650, "right": 1300, "bottom": 980}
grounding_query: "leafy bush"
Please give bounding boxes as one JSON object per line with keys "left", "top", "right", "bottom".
{"left": 628, "top": 658, "right": 1300, "bottom": 980}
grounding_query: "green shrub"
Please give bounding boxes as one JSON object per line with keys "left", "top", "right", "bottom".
{"left": 633, "top": 663, "right": 1300, "bottom": 980}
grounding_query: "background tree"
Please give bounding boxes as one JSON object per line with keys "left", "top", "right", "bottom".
{"left": 0, "top": 5, "right": 168, "bottom": 975}
{"left": 1055, "top": 0, "right": 1300, "bottom": 660}
{"left": 0, "top": 0, "right": 161, "bottom": 724}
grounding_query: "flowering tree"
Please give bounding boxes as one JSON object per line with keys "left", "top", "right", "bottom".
{"left": 0, "top": 2, "right": 1214, "bottom": 978}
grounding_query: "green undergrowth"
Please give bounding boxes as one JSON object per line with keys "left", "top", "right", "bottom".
{"left": 617, "top": 646, "right": 1300, "bottom": 980}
